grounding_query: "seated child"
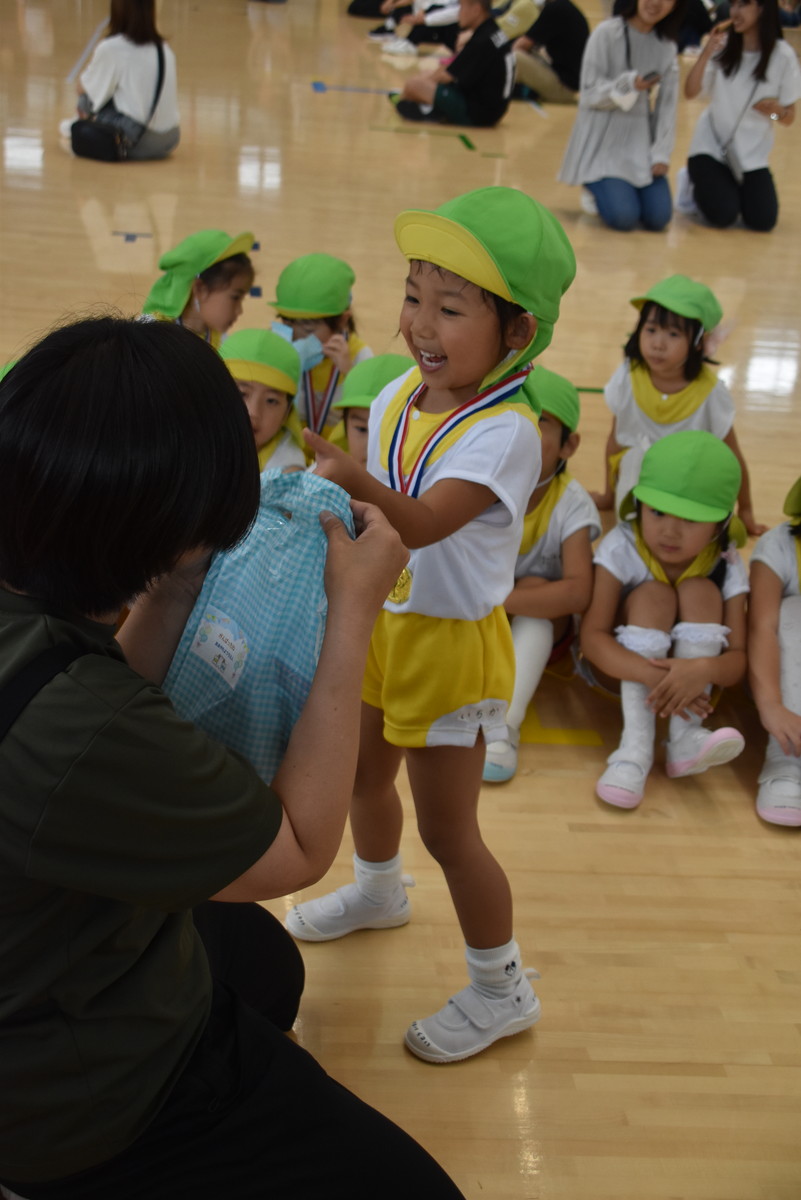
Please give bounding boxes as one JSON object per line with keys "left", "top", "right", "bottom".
{"left": 581, "top": 430, "right": 748, "bottom": 810}
{"left": 269, "top": 254, "right": 373, "bottom": 436}
{"left": 484, "top": 365, "right": 601, "bottom": 782}
{"left": 329, "top": 353, "right": 414, "bottom": 465}
{"left": 142, "top": 230, "right": 255, "bottom": 349}
{"left": 593, "top": 275, "right": 765, "bottom": 536}
{"left": 393, "top": 0, "right": 515, "bottom": 126}
{"left": 220, "top": 329, "right": 305, "bottom": 472}
{"left": 748, "top": 475, "right": 801, "bottom": 827}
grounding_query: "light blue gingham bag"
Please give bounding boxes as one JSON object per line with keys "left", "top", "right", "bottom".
{"left": 163, "top": 469, "right": 354, "bottom": 783}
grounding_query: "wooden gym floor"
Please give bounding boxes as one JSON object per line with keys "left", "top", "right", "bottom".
{"left": 1, "top": 2, "right": 800, "bottom": 1196}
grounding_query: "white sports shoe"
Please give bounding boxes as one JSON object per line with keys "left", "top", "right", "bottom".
{"left": 756, "top": 774, "right": 801, "bottom": 827}
{"left": 285, "top": 878, "right": 414, "bottom": 942}
{"left": 59, "top": 118, "right": 74, "bottom": 138}
{"left": 483, "top": 731, "right": 520, "bottom": 783}
{"left": 665, "top": 725, "right": 744, "bottom": 778}
{"left": 595, "top": 758, "right": 648, "bottom": 809}
{"left": 405, "top": 970, "right": 541, "bottom": 1063}
{"left": 580, "top": 189, "right": 598, "bottom": 215}
{"left": 383, "top": 36, "right": 418, "bottom": 55}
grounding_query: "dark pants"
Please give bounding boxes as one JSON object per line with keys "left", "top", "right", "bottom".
{"left": 4, "top": 904, "right": 464, "bottom": 1200}
{"left": 688, "top": 153, "right": 778, "bottom": 231}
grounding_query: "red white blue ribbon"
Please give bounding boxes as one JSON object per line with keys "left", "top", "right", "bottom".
{"left": 305, "top": 366, "right": 340, "bottom": 434}
{"left": 388, "top": 367, "right": 531, "bottom": 498}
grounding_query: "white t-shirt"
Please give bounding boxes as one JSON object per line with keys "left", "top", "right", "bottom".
{"left": 605, "top": 361, "right": 735, "bottom": 449}
{"left": 80, "top": 36, "right": 180, "bottom": 132}
{"left": 688, "top": 42, "right": 801, "bottom": 172}
{"left": 515, "top": 477, "right": 601, "bottom": 582}
{"left": 367, "top": 372, "right": 541, "bottom": 620}
{"left": 259, "top": 431, "right": 306, "bottom": 474}
{"left": 594, "top": 520, "right": 750, "bottom": 601}
{"left": 750, "top": 523, "right": 801, "bottom": 598}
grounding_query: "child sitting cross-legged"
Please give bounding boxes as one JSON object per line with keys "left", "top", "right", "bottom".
{"left": 580, "top": 430, "right": 748, "bottom": 810}
{"left": 483, "top": 365, "right": 601, "bottom": 783}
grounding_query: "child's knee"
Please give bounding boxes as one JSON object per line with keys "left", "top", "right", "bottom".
{"left": 623, "top": 580, "right": 676, "bottom": 629}
{"left": 676, "top": 576, "right": 722, "bottom": 623}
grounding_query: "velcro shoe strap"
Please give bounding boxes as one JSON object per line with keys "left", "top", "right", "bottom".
{"left": 449, "top": 987, "right": 499, "bottom": 1031}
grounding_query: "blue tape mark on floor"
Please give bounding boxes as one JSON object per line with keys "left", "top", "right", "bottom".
{"left": 313, "top": 81, "right": 394, "bottom": 95}
{"left": 112, "top": 231, "right": 153, "bottom": 243}
{"left": 250, "top": 287, "right": 263, "bottom": 298}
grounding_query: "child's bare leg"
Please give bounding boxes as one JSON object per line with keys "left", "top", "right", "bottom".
{"left": 284, "top": 703, "right": 413, "bottom": 942}
{"left": 406, "top": 739, "right": 512, "bottom": 947}
{"left": 401, "top": 75, "right": 438, "bottom": 105}
{"left": 596, "top": 582, "right": 675, "bottom": 809}
{"left": 665, "top": 578, "right": 744, "bottom": 778}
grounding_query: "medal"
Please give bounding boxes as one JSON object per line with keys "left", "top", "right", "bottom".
{"left": 388, "top": 566, "right": 413, "bottom": 604}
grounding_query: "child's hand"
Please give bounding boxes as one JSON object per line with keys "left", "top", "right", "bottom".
{"left": 320, "top": 500, "right": 408, "bottom": 619}
{"left": 304, "top": 428, "right": 360, "bottom": 493}
{"left": 646, "top": 657, "right": 714, "bottom": 718}
{"left": 758, "top": 701, "right": 801, "bottom": 757}
{"left": 321, "top": 334, "right": 351, "bottom": 375}
{"left": 737, "top": 506, "right": 768, "bottom": 537}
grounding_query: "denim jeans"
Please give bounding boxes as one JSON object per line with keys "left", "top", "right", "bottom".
{"left": 586, "top": 175, "right": 673, "bottom": 232}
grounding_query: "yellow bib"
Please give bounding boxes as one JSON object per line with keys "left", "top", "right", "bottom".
{"left": 630, "top": 362, "right": 718, "bottom": 425}
{"left": 633, "top": 520, "right": 720, "bottom": 587}
{"left": 378, "top": 369, "right": 539, "bottom": 480}
{"left": 519, "top": 472, "right": 571, "bottom": 555}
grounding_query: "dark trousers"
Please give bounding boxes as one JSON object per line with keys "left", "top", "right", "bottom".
{"left": 688, "top": 153, "right": 778, "bottom": 231}
{"left": 4, "top": 903, "right": 465, "bottom": 1200}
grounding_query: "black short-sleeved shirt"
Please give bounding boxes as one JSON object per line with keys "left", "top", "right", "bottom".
{"left": 0, "top": 590, "right": 282, "bottom": 1183}
{"left": 525, "top": 0, "right": 590, "bottom": 92}
{"left": 448, "top": 18, "right": 516, "bottom": 127}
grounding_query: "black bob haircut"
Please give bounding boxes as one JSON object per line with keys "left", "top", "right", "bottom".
{"left": 614, "top": 0, "right": 689, "bottom": 43}
{"left": 0, "top": 317, "right": 260, "bottom": 617}
{"left": 624, "top": 301, "right": 707, "bottom": 382}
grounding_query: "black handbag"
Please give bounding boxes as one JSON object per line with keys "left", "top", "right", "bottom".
{"left": 70, "top": 41, "right": 165, "bottom": 163}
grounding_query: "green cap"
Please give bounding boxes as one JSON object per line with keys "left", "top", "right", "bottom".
{"left": 270, "top": 254, "right": 355, "bottom": 318}
{"left": 631, "top": 275, "right": 722, "bottom": 333}
{"left": 0, "top": 360, "right": 17, "bottom": 383}
{"left": 620, "top": 431, "right": 742, "bottom": 532}
{"left": 220, "top": 329, "right": 300, "bottom": 396}
{"left": 783, "top": 476, "right": 801, "bottom": 517}
{"left": 530, "top": 364, "right": 580, "bottom": 431}
{"left": 332, "top": 354, "right": 414, "bottom": 411}
{"left": 394, "top": 187, "right": 576, "bottom": 374}
{"left": 142, "top": 230, "right": 254, "bottom": 318}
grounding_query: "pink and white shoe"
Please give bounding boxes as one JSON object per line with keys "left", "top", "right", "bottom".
{"left": 595, "top": 759, "right": 648, "bottom": 809}
{"left": 756, "top": 774, "right": 801, "bottom": 827}
{"left": 665, "top": 726, "right": 744, "bottom": 778}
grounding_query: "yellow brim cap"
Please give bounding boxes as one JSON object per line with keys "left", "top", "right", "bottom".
{"left": 394, "top": 211, "right": 514, "bottom": 304}
{"left": 223, "top": 359, "right": 297, "bottom": 396}
{"left": 783, "top": 476, "right": 801, "bottom": 517}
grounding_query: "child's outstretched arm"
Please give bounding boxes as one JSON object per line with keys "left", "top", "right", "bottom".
{"left": 305, "top": 428, "right": 498, "bottom": 548}
{"left": 749, "top": 561, "right": 801, "bottom": 756}
{"left": 590, "top": 417, "right": 623, "bottom": 511}
{"left": 505, "top": 529, "right": 595, "bottom": 620}
{"left": 646, "top": 593, "right": 747, "bottom": 718}
{"left": 723, "top": 427, "right": 768, "bottom": 536}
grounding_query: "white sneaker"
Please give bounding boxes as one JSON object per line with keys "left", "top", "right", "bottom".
{"left": 675, "top": 165, "right": 699, "bottom": 216}
{"left": 285, "top": 878, "right": 414, "bottom": 942}
{"left": 59, "top": 118, "right": 74, "bottom": 138}
{"left": 665, "top": 725, "right": 744, "bottom": 778}
{"left": 580, "top": 189, "right": 598, "bottom": 216}
{"left": 483, "top": 731, "right": 519, "bottom": 783}
{"left": 756, "top": 774, "right": 801, "bottom": 827}
{"left": 595, "top": 758, "right": 647, "bottom": 808}
{"left": 383, "top": 36, "right": 418, "bottom": 55}
{"left": 405, "top": 969, "right": 541, "bottom": 1063}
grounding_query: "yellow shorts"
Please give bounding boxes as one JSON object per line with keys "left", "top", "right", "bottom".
{"left": 362, "top": 607, "right": 514, "bottom": 748}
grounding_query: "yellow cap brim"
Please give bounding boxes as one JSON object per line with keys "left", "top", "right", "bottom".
{"left": 211, "top": 232, "right": 255, "bottom": 266}
{"left": 394, "top": 211, "right": 514, "bottom": 305}
{"left": 225, "top": 360, "right": 297, "bottom": 396}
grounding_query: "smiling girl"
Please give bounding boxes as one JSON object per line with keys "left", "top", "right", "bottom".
{"left": 592, "top": 275, "right": 765, "bottom": 536}
{"left": 581, "top": 430, "right": 748, "bottom": 810}
{"left": 684, "top": 0, "right": 801, "bottom": 230}
{"left": 284, "top": 187, "right": 576, "bottom": 1064}
{"left": 558, "top": 0, "right": 687, "bottom": 231}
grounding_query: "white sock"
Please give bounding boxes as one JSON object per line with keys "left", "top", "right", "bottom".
{"left": 667, "top": 622, "right": 728, "bottom": 742}
{"left": 465, "top": 937, "right": 521, "bottom": 999}
{"left": 761, "top": 596, "right": 801, "bottom": 780}
{"left": 609, "top": 625, "right": 671, "bottom": 770}
{"left": 353, "top": 852, "right": 403, "bottom": 905}
{"left": 505, "top": 616, "right": 554, "bottom": 733}
{"left": 419, "top": 102, "right": 433, "bottom": 114}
